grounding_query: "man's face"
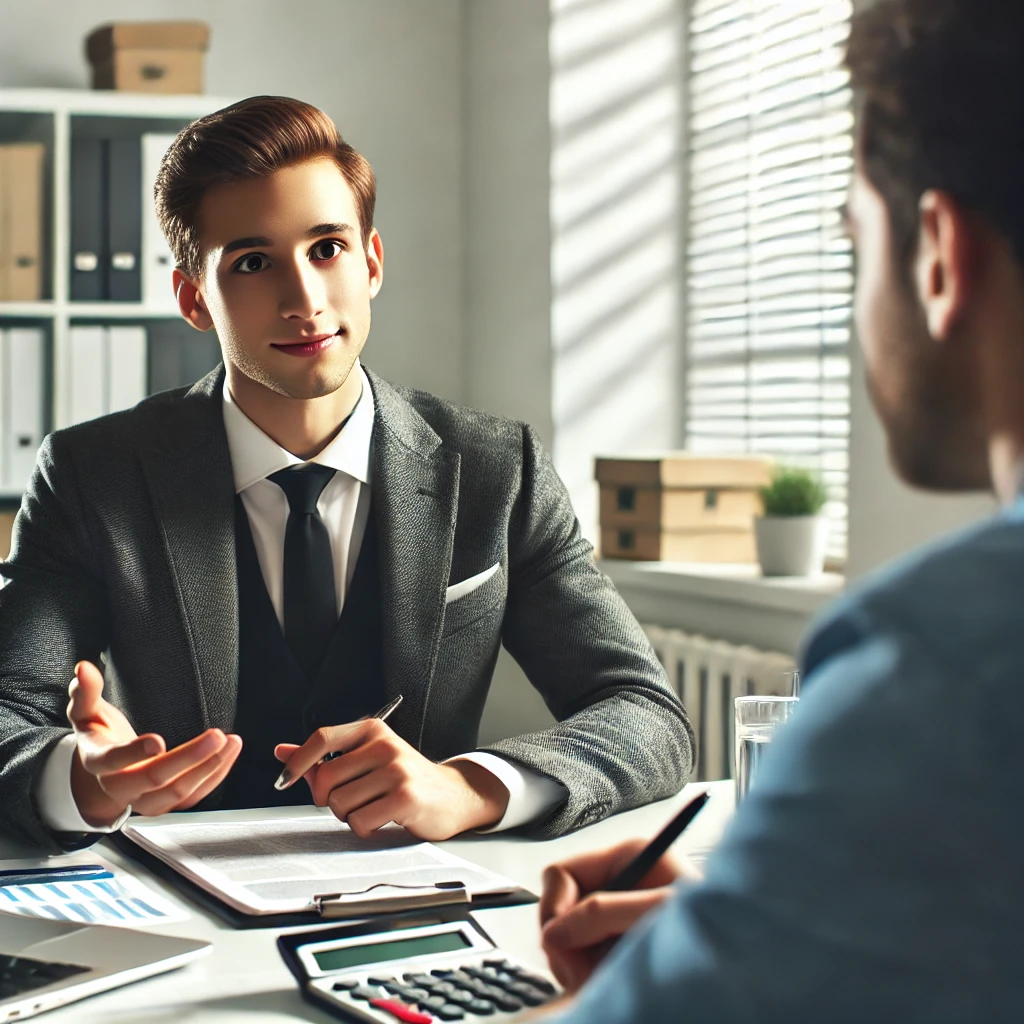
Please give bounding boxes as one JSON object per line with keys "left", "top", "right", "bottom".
{"left": 190, "top": 157, "right": 382, "bottom": 400}
{"left": 848, "top": 162, "right": 988, "bottom": 491}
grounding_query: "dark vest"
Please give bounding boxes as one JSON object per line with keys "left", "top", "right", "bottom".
{"left": 220, "top": 497, "right": 385, "bottom": 808}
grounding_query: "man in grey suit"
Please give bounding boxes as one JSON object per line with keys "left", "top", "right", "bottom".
{"left": 0, "top": 96, "right": 692, "bottom": 852}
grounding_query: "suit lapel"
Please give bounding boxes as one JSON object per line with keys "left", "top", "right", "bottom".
{"left": 367, "top": 371, "right": 460, "bottom": 747}
{"left": 140, "top": 367, "right": 239, "bottom": 732}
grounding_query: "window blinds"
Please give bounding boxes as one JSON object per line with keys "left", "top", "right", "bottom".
{"left": 684, "top": 0, "right": 854, "bottom": 560}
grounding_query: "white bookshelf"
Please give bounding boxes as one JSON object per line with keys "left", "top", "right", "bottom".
{"left": 0, "top": 88, "right": 235, "bottom": 499}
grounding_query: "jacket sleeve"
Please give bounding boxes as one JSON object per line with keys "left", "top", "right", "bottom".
{"left": 550, "top": 618, "right": 1022, "bottom": 1023}
{"left": 0, "top": 432, "right": 111, "bottom": 851}
{"left": 482, "top": 424, "right": 694, "bottom": 838}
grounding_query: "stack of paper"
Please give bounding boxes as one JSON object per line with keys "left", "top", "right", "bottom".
{"left": 123, "top": 813, "right": 518, "bottom": 918}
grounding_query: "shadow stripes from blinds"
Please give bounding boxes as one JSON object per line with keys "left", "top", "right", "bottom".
{"left": 685, "top": 0, "right": 854, "bottom": 560}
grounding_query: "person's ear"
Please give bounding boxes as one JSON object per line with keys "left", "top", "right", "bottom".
{"left": 915, "top": 190, "right": 974, "bottom": 342}
{"left": 173, "top": 268, "right": 214, "bottom": 331}
{"left": 366, "top": 228, "right": 384, "bottom": 299}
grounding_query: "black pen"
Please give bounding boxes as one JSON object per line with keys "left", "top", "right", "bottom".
{"left": 0, "top": 865, "right": 112, "bottom": 887}
{"left": 604, "top": 790, "right": 711, "bottom": 892}
{"left": 274, "top": 694, "right": 404, "bottom": 790}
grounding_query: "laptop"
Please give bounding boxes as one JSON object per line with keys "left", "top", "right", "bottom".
{"left": 0, "top": 913, "right": 210, "bottom": 1020}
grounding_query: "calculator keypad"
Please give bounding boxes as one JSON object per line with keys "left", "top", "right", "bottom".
{"left": 313, "top": 952, "right": 560, "bottom": 1023}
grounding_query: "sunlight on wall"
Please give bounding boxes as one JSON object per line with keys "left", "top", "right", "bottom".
{"left": 550, "top": 0, "right": 683, "bottom": 544}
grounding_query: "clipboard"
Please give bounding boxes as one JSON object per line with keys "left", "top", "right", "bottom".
{"left": 108, "top": 832, "right": 537, "bottom": 931}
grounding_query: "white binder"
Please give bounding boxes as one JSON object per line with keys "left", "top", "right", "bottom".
{"left": 3, "top": 326, "right": 45, "bottom": 491}
{"left": 141, "top": 133, "right": 179, "bottom": 313}
{"left": 66, "top": 325, "right": 106, "bottom": 427}
{"left": 106, "top": 324, "right": 148, "bottom": 413}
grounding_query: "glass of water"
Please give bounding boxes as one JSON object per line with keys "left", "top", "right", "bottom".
{"left": 734, "top": 696, "right": 799, "bottom": 803}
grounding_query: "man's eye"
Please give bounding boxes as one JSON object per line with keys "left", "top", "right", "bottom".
{"left": 235, "top": 253, "right": 269, "bottom": 274}
{"left": 311, "top": 240, "right": 343, "bottom": 261}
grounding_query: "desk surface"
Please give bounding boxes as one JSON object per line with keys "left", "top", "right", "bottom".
{"left": 0, "top": 781, "right": 733, "bottom": 1023}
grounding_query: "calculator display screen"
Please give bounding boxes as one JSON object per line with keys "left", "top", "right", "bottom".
{"left": 313, "top": 931, "right": 472, "bottom": 972}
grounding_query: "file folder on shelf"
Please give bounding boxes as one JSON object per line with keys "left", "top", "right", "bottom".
{"left": 2, "top": 326, "right": 45, "bottom": 492}
{"left": 0, "top": 152, "right": 6, "bottom": 300}
{"left": 107, "top": 138, "right": 142, "bottom": 302}
{"left": 63, "top": 325, "right": 105, "bottom": 427}
{"left": 106, "top": 324, "right": 147, "bottom": 414}
{"left": 70, "top": 137, "right": 105, "bottom": 301}
{"left": 59, "top": 325, "right": 149, "bottom": 429}
{"left": 0, "top": 143, "right": 45, "bottom": 302}
{"left": 141, "top": 133, "right": 179, "bottom": 312}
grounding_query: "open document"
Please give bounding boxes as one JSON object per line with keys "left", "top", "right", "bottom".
{"left": 121, "top": 812, "right": 518, "bottom": 918}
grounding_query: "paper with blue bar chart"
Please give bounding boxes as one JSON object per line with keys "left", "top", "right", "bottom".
{"left": 0, "top": 855, "right": 188, "bottom": 927}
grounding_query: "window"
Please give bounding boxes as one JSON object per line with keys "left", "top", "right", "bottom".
{"left": 683, "top": 0, "right": 854, "bottom": 560}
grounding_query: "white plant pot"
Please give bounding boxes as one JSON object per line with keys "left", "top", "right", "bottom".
{"left": 754, "top": 515, "right": 829, "bottom": 577}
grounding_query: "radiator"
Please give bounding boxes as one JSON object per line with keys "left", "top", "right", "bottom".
{"left": 643, "top": 626, "right": 796, "bottom": 782}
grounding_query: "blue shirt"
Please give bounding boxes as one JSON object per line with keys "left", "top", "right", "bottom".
{"left": 554, "top": 500, "right": 1024, "bottom": 1023}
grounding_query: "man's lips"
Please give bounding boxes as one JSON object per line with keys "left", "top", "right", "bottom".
{"left": 271, "top": 330, "right": 343, "bottom": 356}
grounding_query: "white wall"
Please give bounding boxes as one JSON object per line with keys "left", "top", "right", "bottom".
{"left": 463, "top": 0, "right": 558, "bottom": 744}
{"left": 463, "top": 0, "right": 554, "bottom": 444}
{"left": 0, "top": 0, "right": 465, "bottom": 401}
{"left": 550, "top": 0, "right": 684, "bottom": 544}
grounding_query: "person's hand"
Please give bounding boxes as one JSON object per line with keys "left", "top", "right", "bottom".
{"left": 67, "top": 660, "right": 243, "bottom": 827}
{"left": 539, "top": 838, "right": 701, "bottom": 994}
{"left": 273, "top": 719, "right": 510, "bottom": 840}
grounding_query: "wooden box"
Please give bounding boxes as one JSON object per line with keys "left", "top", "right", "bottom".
{"left": 595, "top": 453, "right": 771, "bottom": 563}
{"left": 86, "top": 22, "right": 210, "bottom": 94}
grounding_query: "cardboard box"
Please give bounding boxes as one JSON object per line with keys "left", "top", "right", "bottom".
{"left": 595, "top": 452, "right": 772, "bottom": 563}
{"left": 600, "top": 527, "right": 757, "bottom": 563}
{"left": 86, "top": 22, "right": 210, "bottom": 94}
{"left": 594, "top": 453, "right": 772, "bottom": 489}
{"left": 0, "top": 510, "right": 16, "bottom": 560}
{"left": 599, "top": 484, "right": 762, "bottom": 531}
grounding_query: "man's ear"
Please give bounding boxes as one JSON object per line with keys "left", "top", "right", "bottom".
{"left": 172, "top": 268, "right": 214, "bottom": 331}
{"left": 915, "top": 190, "right": 975, "bottom": 342}
{"left": 366, "top": 228, "right": 384, "bottom": 300}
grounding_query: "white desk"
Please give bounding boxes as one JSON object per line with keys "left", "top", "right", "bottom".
{"left": 0, "top": 781, "right": 733, "bottom": 1023}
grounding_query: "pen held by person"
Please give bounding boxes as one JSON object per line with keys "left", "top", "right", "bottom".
{"left": 273, "top": 694, "right": 403, "bottom": 791}
{"left": 603, "top": 789, "right": 710, "bottom": 891}
{"left": 539, "top": 790, "right": 710, "bottom": 994}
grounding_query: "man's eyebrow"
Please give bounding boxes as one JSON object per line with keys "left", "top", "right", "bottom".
{"left": 306, "top": 222, "right": 356, "bottom": 238}
{"left": 221, "top": 223, "right": 357, "bottom": 257}
{"left": 223, "top": 236, "right": 271, "bottom": 256}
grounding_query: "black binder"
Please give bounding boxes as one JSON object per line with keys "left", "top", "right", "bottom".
{"left": 70, "top": 137, "right": 105, "bottom": 301}
{"left": 106, "top": 137, "right": 142, "bottom": 302}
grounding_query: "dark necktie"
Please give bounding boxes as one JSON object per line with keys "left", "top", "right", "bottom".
{"left": 268, "top": 464, "right": 338, "bottom": 679}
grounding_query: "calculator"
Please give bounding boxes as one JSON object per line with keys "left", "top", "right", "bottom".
{"left": 279, "top": 916, "right": 561, "bottom": 1023}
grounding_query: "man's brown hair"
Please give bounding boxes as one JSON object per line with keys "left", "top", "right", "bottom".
{"left": 154, "top": 95, "right": 376, "bottom": 279}
{"left": 846, "top": 0, "right": 1024, "bottom": 270}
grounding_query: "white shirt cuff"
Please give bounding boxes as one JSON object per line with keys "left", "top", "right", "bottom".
{"left": 37, "top": 734, "right": 131, "bottom": 834}
{"left": 445, "top": 751, "right": 566, "bottom": 833}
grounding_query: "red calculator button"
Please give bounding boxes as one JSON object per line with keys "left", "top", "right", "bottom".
{"left": 368, "top": 997, "right": 433, "bottom": 1023}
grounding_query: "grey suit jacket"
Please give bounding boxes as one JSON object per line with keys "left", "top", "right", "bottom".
{"left": 0, "top": 366, "right": 693, "bottom": 850}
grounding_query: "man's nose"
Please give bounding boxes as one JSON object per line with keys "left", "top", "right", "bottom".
{"left": 279, "top": 259, "right": 326, "bottom": 320}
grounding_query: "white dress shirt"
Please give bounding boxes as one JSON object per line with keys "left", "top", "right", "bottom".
{"left": 37, "top": 363, "right": 563, "bottom": 834}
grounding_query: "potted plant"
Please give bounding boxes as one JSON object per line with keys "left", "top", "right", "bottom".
{"left": 754, "top": 465, "right": 830, "bottom": 576}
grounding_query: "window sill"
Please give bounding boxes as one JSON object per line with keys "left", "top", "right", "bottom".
{"left": 597, "top": 560, "right": 843, "bottom": 615}
{"left": 596, "top": 559, "right": 845, "bottom": 656}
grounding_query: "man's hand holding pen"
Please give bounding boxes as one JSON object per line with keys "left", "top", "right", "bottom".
{"left": 66, "top": 669, "right": 509, "bottom": 839}
{"left": 273, "top": 707, "right": 511, "bottom": 841}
